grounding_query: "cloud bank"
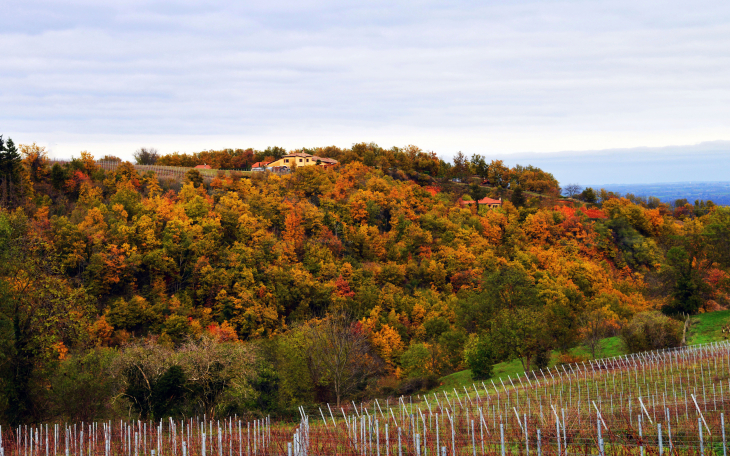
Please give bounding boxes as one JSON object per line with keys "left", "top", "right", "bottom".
{"left": 2, "top": 0, "right": 730, "bottom": 183}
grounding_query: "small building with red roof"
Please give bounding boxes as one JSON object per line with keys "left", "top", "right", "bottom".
{"left": 458, "top": 196, "right": 502, "bottom": 209}
{"left": 251, "top": 161, "right": 271, "bottom": 169}
{"left": 477, "top": 196, "right": 502, "bottom": 208}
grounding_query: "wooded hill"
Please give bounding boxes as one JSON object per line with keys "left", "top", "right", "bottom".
{"left": 0, "top": 137, "right": 729, "bottom": 425}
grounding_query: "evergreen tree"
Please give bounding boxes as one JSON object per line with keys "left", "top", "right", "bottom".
{"left": 511, "top": 185, "right": 526, "bottom": 207}
{"left": 0, "top": 135, "right": 21, "bottom": 184}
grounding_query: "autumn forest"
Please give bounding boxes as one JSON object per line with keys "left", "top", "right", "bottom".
{"left": 1, "top": 137, "right": 729, "bottom": 426}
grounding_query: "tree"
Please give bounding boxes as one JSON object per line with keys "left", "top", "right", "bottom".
{"left": 470, "top": 154, "right": 489, "bottom": 179}
{"left": 705, "top": 207, "right": 730, "bottom": 270}
{"left": 20, "top": 143, "right": 50, "bottom": 183}
{"left": 490, "top": 307, "right": 551, "bottom": 372}
{"left": 487, "top": 160, "right": 511, "bottom": 188}
{"left": 579, "top": 294, "right": 621, "bottom": 359}
{"left": 620, "top": 311, "right": 682, "bottom": 353}
{"left": 457, "top": 262, "right": 539, "bottom": 333}
{"left": 468, "top": 183, "right": 487, "bottom": 202}
{"left": 450, "top": 152, "right": 469, "bottom": 181}
{"left": 0, "top": 135, "right": 21, "bottom": 185}
{"left": 134, "top": 147, "right": 159, "bottom": 165}
{"left": 301, "top": 314, "right": 376, "bottom": 406}
{"left": 185, "top": 169, "right": 204, "bottom": 187}
{"left": 116, "top": 336, "right": 257, "bottom": 419}
{"left": 510, "top": 186, "right": 526, "bottom": 207}
{"left": 661, "top": 246, "right": 707, "bottom": 315}
{"left": 563, "top": 184, "right": 582, "bottom": 198}
{"left": 400, "top": 343, "right": 434, "bottom": 378}
{"left": 0, "top": 211, "right": 93, "bottom": 424}
{"left": 50, "top": 164, "right": 69, "bottom": 190}
{"left": 464, "top": 335, "right": 494, "bottom": 380}
{"left": 0, "top": 136, "right": 22, "bottom": 206}
{"left": 580, "top": 187, "right": 597, "bottom": 204}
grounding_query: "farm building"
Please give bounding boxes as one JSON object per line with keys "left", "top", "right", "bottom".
{"left": 267, "top": 152, "right": 338, "bottom": 169}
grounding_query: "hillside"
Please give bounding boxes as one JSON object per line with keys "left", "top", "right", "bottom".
{"left": 0, "top": 138, "right": 729, "bottom": 425}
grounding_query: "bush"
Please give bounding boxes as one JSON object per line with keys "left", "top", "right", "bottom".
{"left": 556, "top": 353, "right": 586, "bottom": 366}
{"left": 463, "top": 335, "right": 494, "bottom": 380}
{"left": 49, "top": 348, "right": 120, "bottom": 422}
{"left": 620, "top": 311, "right": 683, "bottom": 353}
{"left": 395, "top": 375, "right": 439, "bottom": 395}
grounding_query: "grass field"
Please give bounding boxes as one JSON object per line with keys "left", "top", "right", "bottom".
{"left": 686, "top": 309, "right": 730, "bottom": 345}
{"left": 435, "top": 310, "right": 730, "bottom": 393}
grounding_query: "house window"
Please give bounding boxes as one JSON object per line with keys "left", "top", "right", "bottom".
{"left": 285, "top": 159, "right": 289, "bottom": 163}
{"left": 306, "top": 159, "right": 309, "bottom": 162}
{"left": 299, "top": 159, "right": 303, "bottom": 162}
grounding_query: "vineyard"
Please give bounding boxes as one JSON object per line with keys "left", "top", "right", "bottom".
{"left": 48, "top": 160, "right": 254, "bottom": 182}
{"left": 94, "top": 161, "right": 252, "bottom": 182}
{"left": 2, "top": 341, "right": 730, "bottom": 456}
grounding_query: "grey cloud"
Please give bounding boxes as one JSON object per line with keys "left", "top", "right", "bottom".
{"left": 2, "top": 0, "right": 730, "bottom": 181}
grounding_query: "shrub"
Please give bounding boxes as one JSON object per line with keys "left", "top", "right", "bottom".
{"left": 395, "top": 374, "right": 439, "bottom": 395}
{"left": 49, "top": 348, "right": 120, "bottom": 422}
{"left": 620, "top": 311, "right": 683, "bottom": 353}
{"left": 463, "top": 335, "right": 494, "bottom": 380}
{"left": 556, "top": 353, "right": 586, "bottom": 366}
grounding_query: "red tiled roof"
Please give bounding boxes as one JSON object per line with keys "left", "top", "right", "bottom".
{"left": 195, "top": 164, "right": 212, "bottom": 169}
{"left": 477, "top": 197, "right": 502, "bottom": 205}
{"left": 251, "top": 161, "right": 271, "bottom": 168}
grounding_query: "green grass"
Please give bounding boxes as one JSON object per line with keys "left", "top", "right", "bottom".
{"left": 686, "top": 309, "right": 730, "bottom": 345}
{"left": 568, "top": 335, "right": 623, "bottom": 359}
{"left": 432, "top": 310, "right": 730, "bottom": 395}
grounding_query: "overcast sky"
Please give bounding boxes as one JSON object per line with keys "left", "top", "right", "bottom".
{"left": 2, "top": 0, "right": 730, "bottom": 183}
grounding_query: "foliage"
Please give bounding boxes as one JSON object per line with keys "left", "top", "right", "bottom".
{"left": 134, "top": 147, "right": 160, "bottom": 165}
{"left": 0, "top": 134, "right": 727, "bottom": 422}
{"left": 620, "top": 311, "right": 683, "bottom": 353}
{"left": 463, "top": 334, "right": 494, "bottom": 380}
{"left": 115, "top": 335, "right": 257, "bottom": 419}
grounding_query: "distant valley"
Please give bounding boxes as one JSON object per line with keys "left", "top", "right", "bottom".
{"left": 590, "top": 181, "right": 730, "bottom": 205}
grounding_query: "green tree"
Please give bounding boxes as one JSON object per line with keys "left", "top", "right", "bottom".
{"left": 489, "top": 307, "right": 551, "bottom": 372}
{"left": 0, "top": 135, "right": 21, "bottom": 185}
{"left": 705, "top": 207, "right": 730, "bottom": 271}
{"left": 457, "top": 262, "right": 539, "bottom": 333}
{"left": 185, "top": 169, "right": 204, "bottom": 188}
{"left": 49, "top": 348, "right": 118, "bottom": 421}
{"left": 463, "top": 335, "right": 494, "bottom": 380}
{"left": 468, "top": 183, "right": 487, "bottom": 202}
{"left": 661, "top": 246, "right": 707, "bottom": 315}
{"left": 470, "top": 154, "right": 489, "bottom": 179}
{"left": 0, "top": 211, "right": 93, "bottom": 424}
{"left": 510, "top": 186, "right": 526, "bottom": 208}
{"left": 400, "top": 343, "right": 433, "bottom": 378}
{"left": 50, "top": 163, "right": 69, "bottom": 190}
{"left": 580, "top": 187, "right": 597, "bottom": 204}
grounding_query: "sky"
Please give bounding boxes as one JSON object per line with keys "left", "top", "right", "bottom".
{"left": 2, "top": 0, "right": 730, "bottom": 183}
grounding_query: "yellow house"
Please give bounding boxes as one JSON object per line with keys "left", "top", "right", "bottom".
{"left": 267, "top": 152, "right": 338, "bottom": 169}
